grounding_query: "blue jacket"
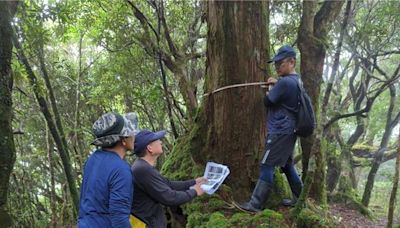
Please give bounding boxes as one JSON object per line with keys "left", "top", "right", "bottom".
{"left": 78, "top": 150, "right": 133, "bottom": 228}
{"left": 264, "top": 74, "right": 299, "bottom": 134}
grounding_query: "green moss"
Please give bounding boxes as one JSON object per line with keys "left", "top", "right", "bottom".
{"left": 294, "top": 201, "right": 338, "bottom": 228}
{"left": 352, "top": 144, "right": 376, "bottom": 153}
{"left": 295, "top": 208, "right": 336, "bottom": 228}
{"left": 229, "top": 213, "right": 252, "bottom": 227}
{"left": 229, "top": 209, "right": 286, "bottom": 228}
{"left": 161, "top": 107, "right": 206, "bottom": 180}
{"left": 253, "top": 209, "right": 286, "bottom": 227}
{"left": 186, "top": 211, "right": 210, "bottom": 228}
{"left": 161, "top": 135, "right": 202, "bottom": 180}
{"left": 205, "top": 212, "right": 232, "bottom": 228}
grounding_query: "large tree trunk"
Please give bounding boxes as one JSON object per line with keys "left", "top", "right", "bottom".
{"left": 162, "top": 0, "right": 276, "bottom": 204}
{"left": 297, "top": 0, "right": 345, "bottom": 204}
{"left": 199, "top": 0, "right": 269, "bottom": 200}
{"left": 0, "top": 2, "right": 17, "bottom": 227}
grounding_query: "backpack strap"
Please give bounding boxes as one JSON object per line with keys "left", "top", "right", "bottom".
{"left": 280, "top": 75, "right": 301, "bottom": 114}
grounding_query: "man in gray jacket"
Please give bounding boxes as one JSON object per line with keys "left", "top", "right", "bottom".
{"left": 131, "top": 129, "right": 206, "bottom": 227}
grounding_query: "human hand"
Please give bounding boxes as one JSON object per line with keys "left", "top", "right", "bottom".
{"left": 193, "top": 183, "right": 205, "bottom": 196}
{"left": 195, "top": 177, "right": 207, "bottom": 185}
{"left": 267, "top": 77, "right": 277, "bottom": 85}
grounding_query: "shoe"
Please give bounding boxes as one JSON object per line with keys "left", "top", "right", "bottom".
{"left": 239, "top": 179, "right": 272, "bottom": 212}
{"left": 282, "top": 181, "right": 302, "bottom": 207}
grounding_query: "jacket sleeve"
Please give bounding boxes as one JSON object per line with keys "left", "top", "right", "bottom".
{"left": 267, "top": 79, "right": 288, "bottom": 105}
{"left": 167, "top": 179, "right": 196, "bottom": 191}
{"left": 109, "top": 166, "right": 133, "bottom": 228}
{"left": 264, "top": 95, "right": 274, "bottom": 107}
{"left": 136, "top": 167, "right": 197, "bottom": 206}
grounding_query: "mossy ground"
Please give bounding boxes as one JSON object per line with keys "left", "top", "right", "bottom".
{"left": 292, "top": 199, "right": 338, "bottom": 228}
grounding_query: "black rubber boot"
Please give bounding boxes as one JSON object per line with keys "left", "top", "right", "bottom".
{"left": 239, "top": 179, "right": 272, "bottom": 212}
{"left": 282, "top": 182, "right": 303, "bottom": 207}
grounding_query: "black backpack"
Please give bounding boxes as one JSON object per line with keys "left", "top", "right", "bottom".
{"left": 284, "top": 77, "right": 316, "bottom": 137}
{"left": 296, "top": 79, "right": 316, "bottom": 137}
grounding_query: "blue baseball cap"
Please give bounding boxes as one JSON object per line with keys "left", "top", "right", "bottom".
{"left": 268, "top": 45, "right": 296, "bottom": 63}
{"left": 134, "top": 130, "right": 167, "bottom": 154}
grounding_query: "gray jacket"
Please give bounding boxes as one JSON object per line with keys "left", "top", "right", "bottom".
{"left": 131, "top": 159, "right": 197, "bottom": 228}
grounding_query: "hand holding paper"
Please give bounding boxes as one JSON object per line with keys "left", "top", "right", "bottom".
{"left": 200, "top": 162, "right": 230, "bottom": 195}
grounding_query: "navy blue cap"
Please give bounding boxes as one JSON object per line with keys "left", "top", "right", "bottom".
{"left": 268, "top": 45, "right": 296, "bottom": 63}
{"left": 134, "top": 130, "right": 166, "bottom": 154}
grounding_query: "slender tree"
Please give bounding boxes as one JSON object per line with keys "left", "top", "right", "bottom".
{"left": 12, "top": 32, "right": 79, "bottom": 216}
{"left": 0, "top": 2, "right": 18, "bottom": 227}
{"left": 387, "top": 127, "right": 400, "bottom": 228}
{"left": 297, "top": 0, "right": 345, "bottom": 204}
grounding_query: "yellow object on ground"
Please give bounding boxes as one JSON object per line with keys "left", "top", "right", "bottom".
{"left": 130, "top": 214, "right": 146, "bottom": 228}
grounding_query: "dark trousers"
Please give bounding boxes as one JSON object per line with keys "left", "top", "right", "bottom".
{"left": 259, "top": 161, "right": 302, "bottom": 187}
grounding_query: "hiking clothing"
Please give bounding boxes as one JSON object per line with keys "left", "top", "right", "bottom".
{"left": 78, "top": 150, "right": 133, "bottom": 228}
{"left": 131, "top": 159, "right": 196, "bottom": 228}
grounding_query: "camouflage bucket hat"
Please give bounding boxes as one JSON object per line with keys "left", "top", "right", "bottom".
{"left": 91, "top": 112, "right": 139, "bottom": 147}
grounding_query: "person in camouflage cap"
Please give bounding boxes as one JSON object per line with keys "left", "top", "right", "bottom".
{"left": 78, "top": 112, "right": 138, "bottom": 228}
{"left": 91, "top": 112, "right": 139, "bottom": 148}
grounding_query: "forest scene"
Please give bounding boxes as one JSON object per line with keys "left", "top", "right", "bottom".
{"left": 1, "top": 0, "right": 400, "bottom": 227}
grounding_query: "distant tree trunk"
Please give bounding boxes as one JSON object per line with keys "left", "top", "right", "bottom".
{"left": 297, "top": 0, "right": 345, "bottom": 204}
{"left": 387, "top": 128, "right": 400, "bottom": 228}
{"left": 0, "top": 2, "right": 17, "bottom": 227}
{"left": 47, "top": 127, "right": 57, "bottom": 228}
{"left": 37, "top": 47, "right": 70, "bottom": 158}
{"left": 362, "top": 85, "right": 400, "bottom": 207}
{"left": 73, "top": 32, "right": 85, "bottom": 171}
{"left": 12, "top": 33, "right": 79, "bottom": 216}
{"left": 127, "top": 0, "right": 202, "bottom": 118}
{"left": 197, "top": 0, "right": 270, "bottom": 200}
{"left": 323, "top": 0, "right": 352, "bottom": 194}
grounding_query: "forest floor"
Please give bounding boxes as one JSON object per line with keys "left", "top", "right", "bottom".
{"left": 276, "top": 203, "right": 396, "bottom": 228}
{"left": 329, "top": 203, "right": 389, "bottom": 228}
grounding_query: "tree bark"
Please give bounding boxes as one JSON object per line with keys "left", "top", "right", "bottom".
{"left": 297, "top": 0, "right": 345, "bottom": 204}
{"left": 196, "top": 0, "right": 269, "bottom": 200}
{"left": 362, "top": 85, "right": 400, "bottom": 207}
{"left": 321, "top": 0, "right": 352, "bottom": 122}
{"left": 47, "top": 127, "right": 57, "bottom": 228}
{"left": 0, "top": 2, "right": 17, "bottom": 226}
{"left": 387, "top": 128, "right": 400, "bottom": 228}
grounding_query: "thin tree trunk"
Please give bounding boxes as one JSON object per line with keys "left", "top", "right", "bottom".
{"left": 0, "top": 2, "right": 18, "bottom": 226}
{"left": 156, "top": 4, "right": 179, "bottom": 139}
{"left": 321, "top": 0, "right": 352, "bottom": 120}
{"left": 73, "top": 32, "right": 85, "bottom": 171}
{"left": 12, "top": 32, "right": 79, "bottom": 216}
{"left": 47, "top": 127, "right": 57, "bottom": 228}
{"left": 362, "top": 85, "right": 400, "bottom": 207}
{"left": 37, "top": 47, "right": 70, "bottom": 158}
{"left": 159, "top": 56, "right": 179, "bottom": 139}
{"left": 387, "top": 128, "right": 400, "bottom": 228}
{"left": 297, "top": 0, "right": 345, "bottom": 204}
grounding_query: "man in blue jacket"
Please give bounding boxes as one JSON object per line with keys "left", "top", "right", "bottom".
{"left": 239, "top": 45, "right": 303, "bottom": 212}
{"left": 78, "top": 112, "right": 138, "bottom": 227}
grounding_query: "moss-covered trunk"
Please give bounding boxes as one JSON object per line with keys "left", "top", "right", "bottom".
{"left": 297, "top": 0, "right": 344, "bottom": 205}
{"left": 163, "top": 0, "right": 289, "bottom": 202}
{"left": 161, "top": 1, "right": 292, "bottom": 226}
{"left": 200, "top": 0, "right": 269, "bottom": 200}
{"left": 0, "top": 2, "right": 17, "bottom": 227}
